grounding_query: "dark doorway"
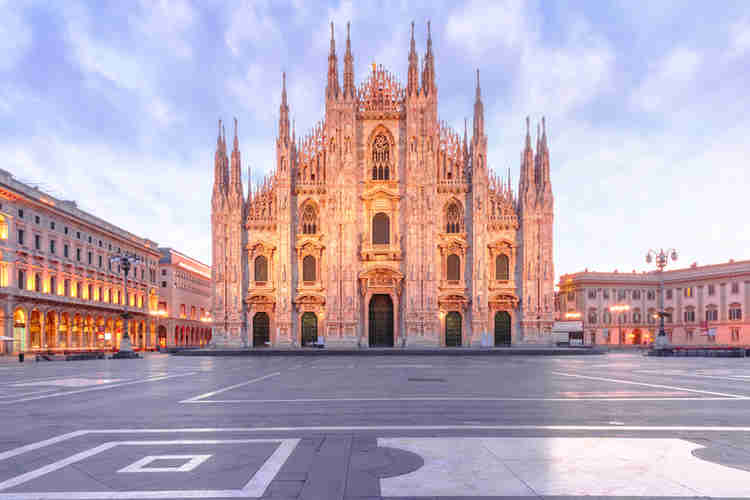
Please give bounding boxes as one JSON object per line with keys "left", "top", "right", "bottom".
{"left": 157, "top": 325, "right": 167, "bottom": 349}
{"left": 494, "top": 311, "right": 512, "bottom": 346}
{"left": 253, "top": 312, "right": 270, "bottom": 347}
{"left": 301, "top": 312, "right": 317, "bottom": 347}
{"left": 369, "top": 294, "right": 394, "bottom": 347}
{"left": 445, "top": 311, "right": 462, "bottom": 347}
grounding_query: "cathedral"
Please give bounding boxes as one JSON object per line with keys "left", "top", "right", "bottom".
{"left": 210, "top": 22, "right": 555, "bottom": 348}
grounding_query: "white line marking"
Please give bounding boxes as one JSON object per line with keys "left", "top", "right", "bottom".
{"left": 638, "top": 370, "right": 750, "bottom": 383}
{"left": 0, "top": 439, "right": 299, "bottom": 499}
{"left": 551, "top": 371, "right": 750, "bottom": 399}
{"left": 0, "top": 372, "right": 198, "bottom": 404}
{"left": 0, "top": 388, "right": 60, "bottom": 399}
{"left": 118, "top": 454, "right": 212, "bottom": 473}
{"left": 0, "top": 431, "right": 87, "bottom": 462}
{"left": 180, "top": 372, "right": 281, "bottom": 403}
{"left": 181, "top": 396, "right": 748, "bottom": 403}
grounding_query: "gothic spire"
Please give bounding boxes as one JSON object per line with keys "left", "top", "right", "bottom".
{"left": 525, "top": 116, "right": 531, "bottom": 151}
{"left": 473, "top": 68, "right": 484, "bottom": 139}
{"left": 213, "top": 119, "right": 227, "bottom": 197}
{"left": 326, "top": 22, "right": 340, "bottom": 99}
{"left": 230, "top": 118, "right": 242, "bottom": 197}
{"left": 279, "top": 72, "right": 290, "bottom": 143}
{"left": 343, "top": 21, "right": 355, "bottom": 98}
{"left": 233, "top": 116, "right": 239, "bottom": 152}
{"left": 541, "top": 116, "right": 548, "bottom": 152}
{"left": 407, "top": 21, "right": 419, "bottom": 96}
{"left": 422, "top": 20, "right": 435, "bottom": 96}
{"left": 247, "top": 165, "right": 252, "bottom": 202}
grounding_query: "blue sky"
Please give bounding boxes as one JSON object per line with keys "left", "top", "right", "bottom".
{"left": 2, "top": 1, "right": 749, "bottom": 279}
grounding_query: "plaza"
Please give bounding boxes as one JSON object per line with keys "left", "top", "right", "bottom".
{"left": 0, "top": 352, "right": 750, "bottom": 498}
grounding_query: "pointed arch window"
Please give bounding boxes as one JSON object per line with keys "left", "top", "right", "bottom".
{"left": 372, "top": 134, "right": 390, "bottom": 180}
{"left": 254, "top": 255, "right": 268, "bottom": 282}
{"left": 445, "top": 202, "right": 462, "bottom": 233}
{"left": 495, "top": 254, "right": 509, "bottom": 281}
{"left": 372, "top": 212, "right": 390, "bottom": 245}
{"left": 301, "top": 204, "right": 317, "bottom": 234}
{"left": 303, "top": 255, "right": 316, "bottom": 282}
{"left": 447, "top": 254, "right": 460, "bottom": 281}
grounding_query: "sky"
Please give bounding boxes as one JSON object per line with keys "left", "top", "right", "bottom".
{"left": 2, "top": 0, "right": 749, "bottom": 280}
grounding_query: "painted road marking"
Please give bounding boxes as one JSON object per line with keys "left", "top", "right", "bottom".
{"left": 0, "top": 372, "right": 197, "bottom": 404}
{"left": 182, "top": 395, "right": 747, "bottom": 403}
{"left": 551, "top": 370, "right": 750, "bottom": 398}
{"left": 180, "top": 372, "right": 281, "bottom": 403}
{"left": 380, "top": 437, "right": 750, "bottom": 497}
{"left": 12, "top": 378, "right": 124, "bottom": 387}
{"left": 0, "top": 439, "right": 299, "bottom": 499}
{"left": 118, "top": 454, "right": 213, "bottom": 473}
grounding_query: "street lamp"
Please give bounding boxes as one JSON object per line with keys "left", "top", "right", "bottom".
{"left": 645, "top": 248, "right": 678, "bottom": 348}
{"left": 609, "top": 304, "right": 630, "bottom": 345}
{"left": 109, "top": 252, "right": 142, "bottom": 359}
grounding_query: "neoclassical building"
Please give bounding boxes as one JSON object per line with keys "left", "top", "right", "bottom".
{"left": 210, "top": 23, "right": 555, "bottom": 348}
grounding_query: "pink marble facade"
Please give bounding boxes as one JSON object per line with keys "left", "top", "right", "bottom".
{"left": 210, "top": 23, "right": 556, "bottom": 348}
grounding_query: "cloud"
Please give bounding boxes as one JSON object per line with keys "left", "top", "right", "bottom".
{"left": 445, "top": 0, "right": 528, "bottom": 57}
{"left": 730, "top": 16, "right": 750, "bottom": 58}
{"left": 131, "top": 0, "right": 196, "bottom": 59}
{"left": 225, "top": 1, "right": 282, "bottom": 56}
{"left": 630, "top": 48, "right": 702, "bottom": 112}
{"left": 0, "top": 1, "right": 33, "bottom": 72}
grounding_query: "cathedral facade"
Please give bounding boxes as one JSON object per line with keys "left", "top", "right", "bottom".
{"left": 210, "top": 23, "right": 555, "bottom": 348}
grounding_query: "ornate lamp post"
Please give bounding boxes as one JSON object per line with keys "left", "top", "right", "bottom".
{"left": 109, "top": 252, "right": 142, "bottom": 359}
{"left": 646, "top": 248, "right": 678, "bottom": 348}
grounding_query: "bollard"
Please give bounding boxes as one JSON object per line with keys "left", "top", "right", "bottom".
{"left": 18, "top": 352, "right": 24, "bottom": 363}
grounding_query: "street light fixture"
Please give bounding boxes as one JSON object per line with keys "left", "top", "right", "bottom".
{"left": 645, "top": 248, "right": 678, "bottom": 348}
{"left": 609, "top": 304, "right": 630, "bottom": 345}
{"left": 109, "top": 252, "right": 142, "bottom": 359}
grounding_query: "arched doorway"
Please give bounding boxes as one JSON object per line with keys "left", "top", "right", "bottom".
{"left": 253, "top": 312, "right": 270, "bottom": 347}
{"left": 29, "top": 310, "right": 41, "bottom": 350}
{"left": 13, "top": 308, "right": 26, "bottom": 353}
{"left": 494, "top": 311, "right": 512, "bottom": 346}
{"left": 157, "top": 326, "right": 167, "bottom": 349}
{"left": 445, "top": 311, "right": 462, "bottom": 347}
{"left": 301, "top": 312, "right": 317, "bottom": 347}
{"left": 632, "top": 328, "right": 642, "bottom": 345}
{"left": 369, "top": 294, "right": 394, "bottom": 347}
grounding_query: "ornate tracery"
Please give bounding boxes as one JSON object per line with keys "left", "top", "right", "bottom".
{"left": 301, "top": 204, "right": 317, "bottom": 235}
{"left": 445, "top": 201, "right": 463, "bottom": 233}
{"left": 371, "top": 134, "right": 390, "bottom": 180}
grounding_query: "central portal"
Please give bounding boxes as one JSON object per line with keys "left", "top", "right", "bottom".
{"left": 369, "top": 294, "right": 394, "bottom": 347}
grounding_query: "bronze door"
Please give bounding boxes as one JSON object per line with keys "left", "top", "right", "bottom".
{"left": 253, "top": 312, "right": 270, "bottom": 347}
{"left": 301, "top": 312, "right": 317, "bottom": 346}
{"left": 494, "top": 311, "right": 512, "bottom": 346}
{"left": 369, "top": 294, "right": 394, "bottom": 347}
{"left": 445, "top": 312, "right": 462, "bottom": 347}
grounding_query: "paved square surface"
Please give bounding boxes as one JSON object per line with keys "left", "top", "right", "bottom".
{"left": 3, "top": 352, "right": 750, "bottom": 498}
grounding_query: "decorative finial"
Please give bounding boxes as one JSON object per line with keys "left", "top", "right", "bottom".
{"left": 411, "top": 20, "right": 415, "bottom": 40}
{"left": 347, "top": 21, "right": 350, "bottom": 41}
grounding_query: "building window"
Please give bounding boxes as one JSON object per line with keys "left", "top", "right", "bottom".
{"left": 729, "top": 304, "right": 742, "bottom": 321}
{"left": 161, "top": 281, "right": 167, "bottom": 287}
{"left": 301, "top": 204, "right": 317, "bottom": 235}
{"left": 445, "top": 202, "right": 463, "bottom": 233}
{"left": 87, "top": 284, "right": 93, "bottom": 300}
{"left": 603, "top": 289, "right": 610, "bottom": 300}
{"left": 447, "top": 254, "right": 460, "bottom": 281}
{"left": 88, "top": 235, "right": 92, "bottom": 243}
{"left": 706, "top": 307, "right": 718, "bottom": 321}
{"left": 371, "top": 133, "right": 390, "bottom": 180}
{"left": 63, "top": 244, "right": 69, "bottom": 258}
{"left": 647, "top": 309, "right": 656, "bottom": 324}
{"left": 567, "top": 291, "right": 574, "bottom": 301}
{"left": 64, "top": 279, "right": 70, "bottom": 296}
{"left": 254, "top": 255, "right": 268, "bottom": 282}
{"left": 87, "top": 251, "right": 92, "bottom": 265}
{"left": 617, "top": 290, "right": 625, "bottom": 301}
{"left": 666, "top": 289, "right": 673, "bottom": 300}
{"left": 50, "top": 221, "right": 55, "bottom": 230}
{"left": 588, "top": 289, "right": 596, "bottom": 299}
{"left": 64, "top": 226, "right": 68, "bottom": 235}
{"left": 98, "top": 240, "right": 102, "bottom": 247}
{"left": 17, "top": 269, "right": 25, "bottom": 289}
{"left": 633, "top": 310, "right": 642, "bottom": 323}
{"left": 190, "top": 306, "right": 196, "bottom": 320}
{"left": 647, "top": 290, "right": 655, "bottom": 300}
{"left": 34, "top": 234, "right": 41, "bottom": 250}
{"left": 34, "top": 273, "right": 41, "bottom": 292}
{"left": 633, "top": 290, "right": 641, "bottom": 300}
{"left": 50, "top": 276, "right": 56, "bottom": 294}
{"left": 34, "top": 215, "right": 40, "bottom": 224}
{"left": 372, "top": 212, "right": 390, "bottom": 245}
{"left": 495, "top": 254, "right": 509, "bottom": 281}
{"left": 602, "top": 311, "right": 611, "bottom": 323}
{"left": 76, "top": 231, "right": 81, "bottom": 239}
{"left": 49, "top": 240, "right": 56, "bottom": 254}
{"left": 684, "top": 308, "right": 695, "bottom": 323}
{"left": 588, "top": 310, "right": 597, "bottom": 324}
{"left": 18, "top": 209, "right": 23, "bottom": 218}
{"left": 731, "top": 282, "right": 740, "bottom": 294}
{"left": 686, "top": 329, "right": 694, "bottom": 341}
{"left": 731, "top": 328, "right": 741, "bottom": 342}
{"left": 303, "top": 255, "right": 316, "bottom": 282}
{"left": 76, "top": 248, "right": 81, "bottom": 261}
{"left": 98, "top": 255, "right": 102, "bottom": 268}
{"left": 684, "top": 287, "right": 693, "bottom": 298}
{"left": 708, "top": 284, "right": 715, "bottom": 296}
{"left": 17, "top": 229, "right": 24, "bottom": 245}
{"left": 665, "top": 308, "right": 674, "bottom": 323}
{"left": 161, "top": 269, "right": 166, "bottom": 276}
